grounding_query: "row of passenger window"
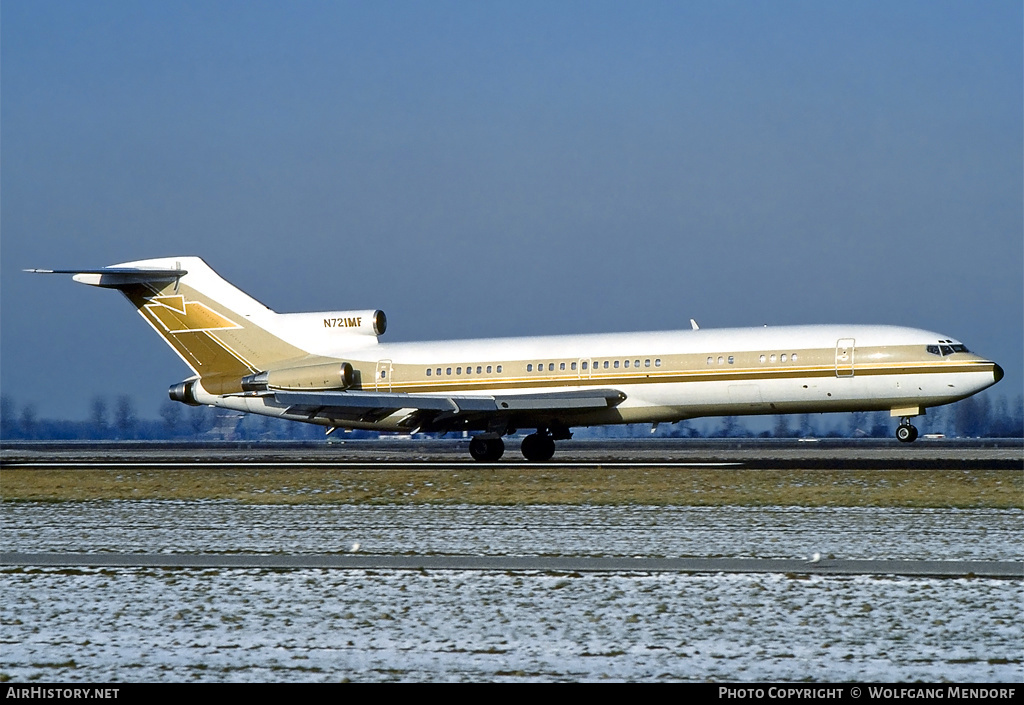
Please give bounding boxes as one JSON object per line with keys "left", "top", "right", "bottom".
{"left": 424, "top": 357, "right": 666, "bottom": 377}
{"left": 528, "top": 359, "right": 663, "bottom": 372}
{"left": 426, "top": 365, "right": 503, "bottom": 377}
{"left": 760, "top": 353, "right": 798, "bottom": 363}
{"left": 707, "top": 353, "right": 799, "bottom": 365}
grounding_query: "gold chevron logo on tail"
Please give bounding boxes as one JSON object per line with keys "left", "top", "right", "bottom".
{"left": 143, "top": 295, "right": 242, "bottom": 334}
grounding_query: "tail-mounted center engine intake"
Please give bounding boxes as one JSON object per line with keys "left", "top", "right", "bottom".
{"left": 241, "top": 361, "right": 355, "bottom": 392}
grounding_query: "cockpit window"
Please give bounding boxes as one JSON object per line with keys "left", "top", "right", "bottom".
{"left": 929, "top": 343, "right": 970, "bottom": 356}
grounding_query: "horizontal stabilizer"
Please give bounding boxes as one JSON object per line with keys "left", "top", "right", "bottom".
{"left": 26, "top": 267, "right": 187, "bottom": 287}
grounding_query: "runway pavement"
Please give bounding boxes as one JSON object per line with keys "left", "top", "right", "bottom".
{"left": 3, "top": 437, "right": 1022, "bottom": 469}
{"left": 3, "top": 552, "right": 1021, "bottom": 578}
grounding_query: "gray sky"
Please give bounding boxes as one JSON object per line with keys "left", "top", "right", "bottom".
{"left": 2, "top": 0, "right": 1021, "bottom": 420}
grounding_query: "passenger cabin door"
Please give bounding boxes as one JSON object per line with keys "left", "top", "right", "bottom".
{"left": 835, "top": 339, "right": 855, "bottom": 377}
{"left": 375, "top": 359, "right": 393, "bottom": 391}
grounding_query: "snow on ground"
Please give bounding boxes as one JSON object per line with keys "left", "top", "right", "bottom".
{"left": 2, "top": 568, "right": 1020, "bottom": 682}
{"left": 2, "top": 503, "right": 1020, "bottom": 681}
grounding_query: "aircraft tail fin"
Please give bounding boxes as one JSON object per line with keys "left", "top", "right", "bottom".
{"left": 30, "top": 257, "right": 310, "bottom": 394}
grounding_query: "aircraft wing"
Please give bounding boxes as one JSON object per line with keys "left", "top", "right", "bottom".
{"left": 271, "top": 388, "right": 627, "bottom": 432}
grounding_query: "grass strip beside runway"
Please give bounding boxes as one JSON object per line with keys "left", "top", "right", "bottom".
{"left": 2, "top": 466, "right": 1021, "bottom": 507}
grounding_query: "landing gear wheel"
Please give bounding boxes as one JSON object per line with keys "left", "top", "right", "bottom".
{"left": 469, "top": 436, "right": 505, "bottom": 461}
{"left": 895, "top": 424, "right": 918, "bottom": 443}
{"left": 521, "top": 433, "right": 556, "bottom": 461}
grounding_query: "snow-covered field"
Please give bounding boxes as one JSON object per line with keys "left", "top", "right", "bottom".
{"left": 2, "top": 503, "right": 1021, "bottom": 682}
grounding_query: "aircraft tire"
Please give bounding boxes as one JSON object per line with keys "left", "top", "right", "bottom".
{"left": 521, "top": 434, "right": 556, "bottom": 461}
{"left": 895, "top": 424, "right": 918, "bottom": 443}
{"left": 469, "top": 436, "right": 505, "bottom": 461}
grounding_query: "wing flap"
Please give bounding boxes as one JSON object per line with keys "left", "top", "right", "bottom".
{"left": 491, "top": 390, "right": 626, "bottom": 411}
{"left": 273, "top": 388, "right": 626, "bottom": 416}
{"left": 275, "top": 390, "right": 465, "bottom": 413}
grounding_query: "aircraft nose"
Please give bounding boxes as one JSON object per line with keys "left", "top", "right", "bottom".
{"left": 993, "top": 363, "right": 1004, "bottom": 384}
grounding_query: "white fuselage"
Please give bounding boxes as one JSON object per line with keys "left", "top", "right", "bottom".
{"left": 195, "top": 323, "right": 1001, "bottom": 432}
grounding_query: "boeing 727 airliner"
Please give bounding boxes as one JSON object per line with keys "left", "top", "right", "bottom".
{"left": 31, "top": 257, "right": 1003, "bottom": 460}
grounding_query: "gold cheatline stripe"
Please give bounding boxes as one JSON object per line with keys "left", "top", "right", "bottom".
{"left": 356, "top": 361, "right": 996, "bottom": 396}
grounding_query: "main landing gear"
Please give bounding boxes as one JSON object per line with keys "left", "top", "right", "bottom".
{"left": 469, "top": 436, "right": 505, "bottom": 461}
{"left": 895, "top": 419, "right": 919, "bottom": 443}
{"left": 468, "top": 425, "right": 571, "bottom": 462}
{"left": 520, "top": 425, "right": 572, "bottom": 461}
{"left": 520, "top": 433, "right": 556, "bottom": 462}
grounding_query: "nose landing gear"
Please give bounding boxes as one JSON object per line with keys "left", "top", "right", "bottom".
{"left": 895, "top": 419, "right": 918, "bottom": 443}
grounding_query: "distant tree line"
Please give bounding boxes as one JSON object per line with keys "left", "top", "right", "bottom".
{"left": 1, "top": 392, "right": 1021, "bottom": 442}
{"left": 0, "top": 395, "right": 328, "bottom": 441}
